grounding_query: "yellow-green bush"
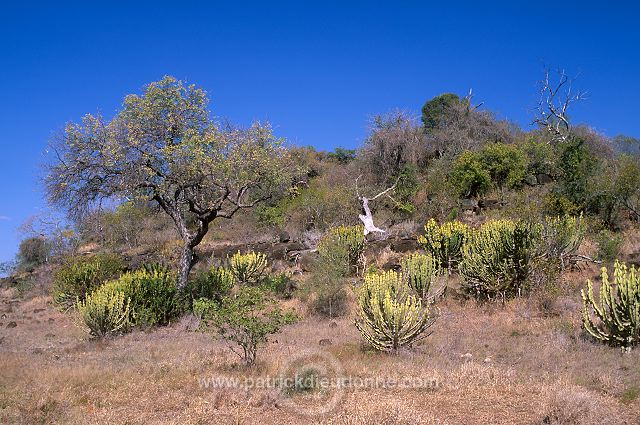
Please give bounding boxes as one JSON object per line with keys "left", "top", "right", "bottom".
{"left": 582, "top": 261, "right": 640, "bottom": 352}
{"left": 75, "top": 283, "right": 130, "bottom": 338}
{"left": 230, "top": 251, "right": 268, "bottom": 285}
{"left": 317, "top": 225, "right": 365, "bottom": 274}
{"left": 401, "top": 253, "right": 443, "bottom": 299}
{"left": 96, "top": 264, "right": 180, "bottom": 327}
{"left": 185, "top": 266, "right": 235, "bottom": 307}
{"left": 417, "top": 219, "right": 469, "bottom": 270}
{"left": 459, "top": 219, "right": 541, "bottom": 300}
{"left": 354, "top": 270, "right": 435, "bottom": 352}
{"left": 53, "top": 253, "right": 126, "bottom": 307}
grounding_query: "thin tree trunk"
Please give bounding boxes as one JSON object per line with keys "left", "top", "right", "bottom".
{"left": 178, "top": 243, "right": 194, "bottom": 290}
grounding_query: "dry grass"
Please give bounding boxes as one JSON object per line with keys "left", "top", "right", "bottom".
{"left": 1, "top": 265, "right": 639, "bottom": 425}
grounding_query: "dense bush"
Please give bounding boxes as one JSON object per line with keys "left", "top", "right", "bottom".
{"left": 417, "top": 219, "right": 469, "bottom": 270}
{"left": 317, "top": 225, "right": 365, "bottom": 274}
{"left": 195, "top": 286, "right": 297, "bottom": 365}
{"left": 17, "top": 237, "right": 51, "bottom": 270}
{"left": 107, "top": 264, "right": 180, "bottom": 326}
{"left": 186, "top": 266, "right": 235, "bottom": 307}
{"left": 75, "top": 282, "right": 130, "bottom": 338}
{"left": 450, "top": 151, "right": 492, "bottom": 197}
{"left": 53, "top": 253, "right": 126, "bottom": 307}
{"left": 306, "top": 254, "right": 350, "bottom": 318}
{"left": 459, "top": 220, "right": 541, "bottom": 300}
{"left": 355, "top": 270, "right": 435, "bottom": 352}
{"left": 230, "top": 251, "right": 268, "bottom": 285}
{"left": 450, "top": 143, "right": 528, "bottom": 197}
{"left": 540, "top": 214, "right": 586, "bottom": 270}
{"left": 595, "top": 230, "right": 624, "bottom": 263}
{"left": 582, "top": 261, "right": 640, "bottom": 352}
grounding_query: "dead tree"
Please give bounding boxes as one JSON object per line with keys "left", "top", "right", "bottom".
{"left": 355, "top": 176, "right": 398, "bottom": 235}
{"left": 533, "top": 66, "right": 587, "bottom": 143}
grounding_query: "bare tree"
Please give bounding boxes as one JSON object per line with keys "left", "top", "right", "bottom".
{"left": 533, "top": 66, "right": 587, "bottom": 143}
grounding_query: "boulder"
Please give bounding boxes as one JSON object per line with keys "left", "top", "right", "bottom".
{"left": 536, "top": 173, "right": 553, "bottom": 184}
{"left": 460, "top": 198, "right": 479, "bottom": 211}
{"left": 524, "top": 174, "right": 538, "bottom": 186}
{"left": 390, "top": 238, "right": 419, "bottom": 253}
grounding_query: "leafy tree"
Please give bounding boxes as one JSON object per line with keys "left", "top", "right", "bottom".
{"left": 327, "top": 147, "right": 356, "bottom": 163}
{"left": 421, "top": 93, "right": 465, "bottom": 131}
{"left": 45, "top": 76, "right": 299, "bottom": 288}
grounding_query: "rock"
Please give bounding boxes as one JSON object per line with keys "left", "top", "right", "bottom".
{"left": 460, "top": 199, "right": 479, "bottom": 211}
{"left": 381, "top": 257, "right": 402, "bottom": 271}
{"left": 6, "top": 321, "right": 17, "bottom": 328}
{"left": 319, "top": 338, "right": 333, "bottom": 346}
{"left": 390, "top": 239, "right": 419, "bottom": 253}
{"left": 524, "top": 174, "right": 538, "bottom": 186}
{"left": 536, "top": 173, "right": 553, "bottom": 184}
{"left": 483, "top": 356, "right": 493, "bottom": 363}
{"left": 278, "top": 231, "right": 291, "bottom": 243}
{"left": 478, "top": 199, "right": 502, "bottom": 210}
{"left": 460, "top": 352, "right": 473, "bottom": 362}
{"left": 284, "top": 242, "right": 305, "bottom": 252}
{"left": 329, "top": 321, "right": 338, "bottom": 329}
{"left": 33, "top": 308, "right": 46, "bottom": 314}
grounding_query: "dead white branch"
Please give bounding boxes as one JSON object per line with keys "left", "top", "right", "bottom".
{"left": 355, "top": 175, "right": 398, "bottom": 235}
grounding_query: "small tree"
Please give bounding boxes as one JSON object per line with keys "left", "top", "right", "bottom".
{"left": 194, "top": 287, "right": 297, "bottom": 365}
{"left": 45, "top": 77, "right": 299, "bottom": 288}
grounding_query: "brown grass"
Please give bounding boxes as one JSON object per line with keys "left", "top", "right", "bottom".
{"left": 1, "top": 264, "right": 639, "bottom": 424}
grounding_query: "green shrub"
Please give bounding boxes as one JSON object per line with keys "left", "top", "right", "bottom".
{"left": 450, "top": 144, "right": 529, "bottom": 198}
{"left": 317, "top": 225, "right": 365, "bottom": 274}
{"left": 53, "top": 253, "right": 126, "bottom": 307}
{"left": 185, "top": 266, "right": 235, "bottom": 308}
{"left": 478, "top": 143, "right": 529, "bottom": 191}
{"left": 459, "top": 220, "right": 541, "bottom": 300}
{"left": 417, "top": 219, "right": 470, "bottom": 270}
{"left": 595, "top": 230, "right": 624, "bottom": 263}
{"left": 261, "top": 272, "right": 295, "bottom": 299}
{"left": 195, "top": 286, "right": 297, "bottom": 365}
{"left": 450, "top": 151, "right": 492, "bottom": 197}
{"left": 401, "top": 253, "right": 443, "bottom": 299}
{"left": 229, "top": 251, "right": 268, "bottom": 285}
{"left": 75, "top": 283, "right": 130, "bottom": 338}
{"left": 306, "top": 256, "right": 349, "bottom": 318}
{"left": 355, "top": 270, "right": 435, "bottom": 352}
{"left": 581, "top": 261, "right": 640, "bottom": 352}
{"left": 541, "top": 214, "right": 586, "bottom": 270}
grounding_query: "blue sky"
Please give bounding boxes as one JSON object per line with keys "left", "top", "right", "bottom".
{"left": 1, "top": 1, "right": 639, "bottom": 264}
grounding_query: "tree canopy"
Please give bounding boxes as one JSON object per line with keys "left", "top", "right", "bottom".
{"left": 46, "top": 76, "right": 299, "bottom": 287}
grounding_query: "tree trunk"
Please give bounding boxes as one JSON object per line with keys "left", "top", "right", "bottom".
{"left": 178, "top": 243, "right": 194, "bottom": 290}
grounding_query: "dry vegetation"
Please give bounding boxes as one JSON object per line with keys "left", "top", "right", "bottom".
{"left": 1, "top": 259, "right": 639, "bottom": 425}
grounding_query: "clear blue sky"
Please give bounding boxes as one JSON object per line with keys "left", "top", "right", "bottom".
{"left": 1, "top": 1, "right": 639, "bottom": 264}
